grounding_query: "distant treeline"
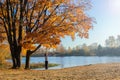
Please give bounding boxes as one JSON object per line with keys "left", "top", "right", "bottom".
{"left": 32, "top": 46, "right": 120, "bottom": 57}
{"left": 68, "top": 46, "right": 120, "bottom": 56}
{"left": 32, "top": 35, "right": 120, "bottom": 57}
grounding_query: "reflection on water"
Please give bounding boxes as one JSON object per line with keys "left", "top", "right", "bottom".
{"left": 20, "top": 56, "right": 120, "bottom": 69}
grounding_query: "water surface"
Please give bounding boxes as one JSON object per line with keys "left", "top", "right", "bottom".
{"left": 21, "top": 56, "right": 120, "bottom": 69}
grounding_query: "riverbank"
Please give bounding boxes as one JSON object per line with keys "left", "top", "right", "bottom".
{"left": 1, "top": 63, "right": 120, "bottom": 80}
{"left": 0, "top": 62, "right": 59, "bottom": 69}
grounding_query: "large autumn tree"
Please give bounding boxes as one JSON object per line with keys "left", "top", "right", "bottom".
{"left": 0, "top": 0, "right": 94, "bottom": 69}
{"left": 0, "top": 0, "right": 26, "bottom": 68}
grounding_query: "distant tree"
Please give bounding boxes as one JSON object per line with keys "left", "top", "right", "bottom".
{"left": 89, "top": 43, "right": 98, "bottom": 50}
{"left": 105, "top": 36, "right": 116, "bottom": 48}
{"left": 81, "top": 43, "right": 90, "bottom": 55}
{"left": 32, "top": 47, "right": 46, "bottom": 55}
{"left": 116, "top": 35, "right": 120, "bottom": 47}
{"left": 56, "top": 44, "right": 66, "bottom": 53}
{"left": 98, "top": 44, "right": 102, "bottom": 50}
{"left": 96, "top": 44, "right": 102, "bottom": 56}
{"left": 75, "top": 45, "right": 80, "bottom": 51}
{"left": 67, "top": 47, "right": 72, "bottom": 53}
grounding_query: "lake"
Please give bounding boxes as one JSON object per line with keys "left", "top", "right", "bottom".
{"left": 21, "top": 56, "right": 120, "bottom": 70}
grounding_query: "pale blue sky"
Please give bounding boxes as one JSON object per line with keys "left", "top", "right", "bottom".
{"left": 61, "top": 0, "right": 120, "bottom": 48}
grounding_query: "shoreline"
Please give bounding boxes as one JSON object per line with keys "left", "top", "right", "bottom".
{"left": 1, "top": 63, "right": 120, "bottom": 80}
{"left": 0, "top": 62, "right": 59, "bottom": 70}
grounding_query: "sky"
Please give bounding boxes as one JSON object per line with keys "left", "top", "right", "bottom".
{"left": 61, "top": 0, "right": 120, "bottom": 48}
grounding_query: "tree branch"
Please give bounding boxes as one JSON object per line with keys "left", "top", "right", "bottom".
{"left": 31, "top": 44, "right": 41, "bottom": 54}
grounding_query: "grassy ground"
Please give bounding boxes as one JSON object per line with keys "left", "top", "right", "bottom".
{"left": 30, "top": 63, "right": 59, "bottom": 69}
{"left": 1, "top": 63, "right": 120, "bottom": 80}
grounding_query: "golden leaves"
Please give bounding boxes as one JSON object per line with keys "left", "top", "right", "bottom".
{"left": 0, "top": 0, "right": 93, "bottom": 50}
{"left": 22, "top": 43, "right": 36, "bottom": 50}
{"left": 21, "top": 47, "right": 27, "bottom": 56}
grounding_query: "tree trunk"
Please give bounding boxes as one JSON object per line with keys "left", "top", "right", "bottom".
{"left": 16, "top": 46, "right": 21, "bottom": 68}
{"left": 25, "top": 45, "right": 41, "bottom": 69}
{"left": 16, "top": 53, "right": 21, "bottom": 68}
{"left": 11, "top": 52, "right": 17, "bottom": 69}
{"left": 45, "top": 53, "right": 48, "bottom": 70}
{"left": 10, "top": 46, "right": 17, "bottom": 69}
{"left": 10, "top": 45, "right": 21, "bottom": 69}
{"left": 25, "top": 50, "right": 31, "bottom": 69}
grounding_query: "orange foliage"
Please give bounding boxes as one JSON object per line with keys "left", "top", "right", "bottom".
{"left": 0, "top": 0, "right": 94, "bottom": 51}
{"left": 21, "top": 48, "right": 27, "bottom": 56}
{"left": 22, "top": 0, "right": 94, "bottom": 50}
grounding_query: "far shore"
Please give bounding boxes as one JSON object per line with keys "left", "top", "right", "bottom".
{"left": 1, "top": 63, "right": 120, "bottom": 80}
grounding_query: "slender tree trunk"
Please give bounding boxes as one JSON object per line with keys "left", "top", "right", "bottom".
{"left": 25, "top": 45, "right": 41, "bottom": 69}
{"left": 25, "top": 50, "right": 32, "bottom": 69}
{"left": 45, "top": 53, "right": 48, "bottom": 70}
